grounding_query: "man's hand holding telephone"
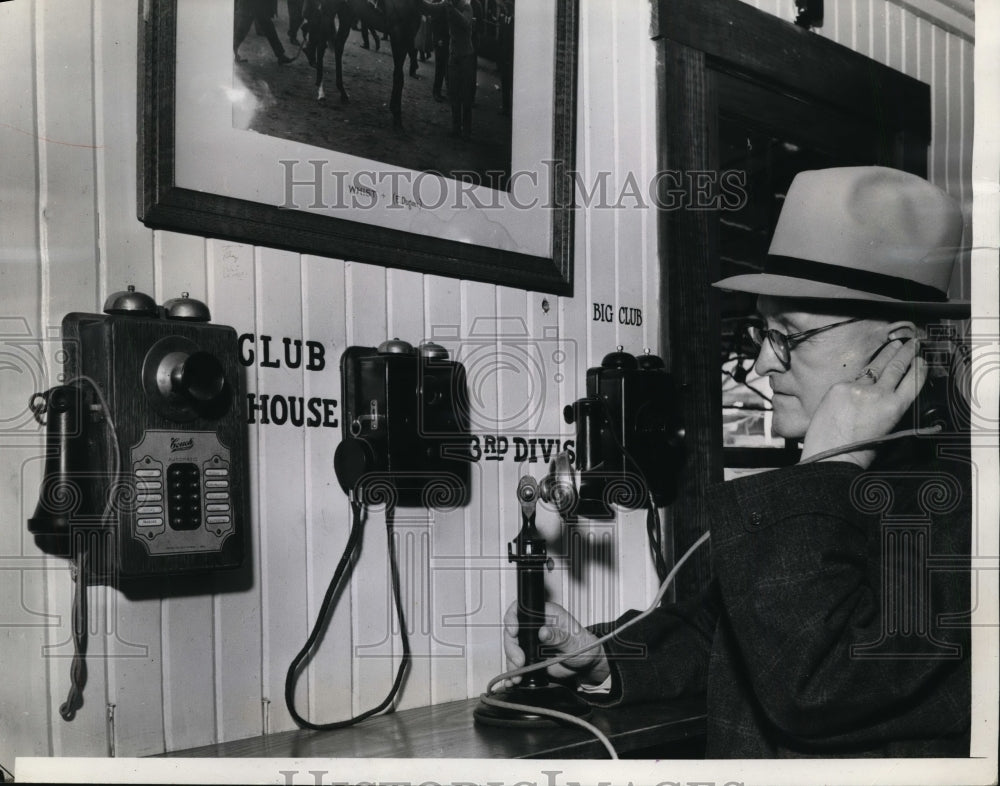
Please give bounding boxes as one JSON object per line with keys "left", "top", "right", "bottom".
{"left": 501, "top": 600, "right": 610, "bottom": 689}
{"left": 801, "top": 336, "right": 929, "bottom": 468}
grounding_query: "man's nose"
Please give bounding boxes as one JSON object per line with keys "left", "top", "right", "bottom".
{"left": 753, "top": 337, "right": 785, "bottom": 376}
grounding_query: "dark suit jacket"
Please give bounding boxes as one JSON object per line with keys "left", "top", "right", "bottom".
{"left": 588, "top": 436, "right": 971, "bottom": 758}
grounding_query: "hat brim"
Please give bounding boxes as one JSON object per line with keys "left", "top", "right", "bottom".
{"left": 712, "top": 273, "right": 971, "bottom": 318}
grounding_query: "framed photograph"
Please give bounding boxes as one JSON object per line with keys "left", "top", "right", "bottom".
{"left": 139, "top": 0, "right": 578, "bottom": 294}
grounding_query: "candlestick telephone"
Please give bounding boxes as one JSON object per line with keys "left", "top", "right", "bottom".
{"left": 27, "top": 287, "right": 249, "bottom": 584}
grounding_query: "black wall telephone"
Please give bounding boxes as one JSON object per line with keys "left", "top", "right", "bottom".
{"left": 27, "top": 287, "right": 249, "bottom": 583}
{"left": 545, "top": 348, "right": 685, "bottom": 520}
{"left": 333, "top": 339, "right": 471, "bottom": 508}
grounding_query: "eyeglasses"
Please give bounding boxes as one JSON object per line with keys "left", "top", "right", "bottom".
{"left": 745, "top": 318, "right": 861, "bottom": 369}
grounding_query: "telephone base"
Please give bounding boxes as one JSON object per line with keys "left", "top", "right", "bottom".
{"left": 473, "top": 683, "right": 592, "bottom": 728}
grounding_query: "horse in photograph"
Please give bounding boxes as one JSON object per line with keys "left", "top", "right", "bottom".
{"left": 304, "top": 0, "right": 423, "bottom": 130}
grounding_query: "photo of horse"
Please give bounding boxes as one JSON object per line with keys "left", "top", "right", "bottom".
{"left": 232, "top": 0, "right": 516, "bottom": 191}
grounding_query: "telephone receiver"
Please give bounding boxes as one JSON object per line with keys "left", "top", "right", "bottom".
{"left": 27, "top": 287, "right": 250, "bottom": 583}
{"left": 883, "top": 336, "right": 965, "bottom": 434}
{"left": 910, "top": 374, "right": 964, "bottom": 433}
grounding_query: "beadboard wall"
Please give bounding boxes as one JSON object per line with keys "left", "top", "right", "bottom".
{"left": 0, "top": 0, "right": 973, "bottom": 760}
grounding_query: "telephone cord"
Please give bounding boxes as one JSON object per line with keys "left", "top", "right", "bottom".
{"left": 59, "top": 548, "right": 89, "bottom": 721}
{"left": 589, "top": 398, "right": 671, "bottom": 583}
{"left": 479, "top": 528, "right": 712, "bottom": 758}
{"left": 799, "top": 425, "right": 942, "bottom": 465}
{"left": 645, "top": 491, "right": 669, "bottom": 583}
{"left": 285, "top": 498, "right": 412, "bottom": 730}
{"left": 57, "top": 376, "right": 121, "bottom": 723}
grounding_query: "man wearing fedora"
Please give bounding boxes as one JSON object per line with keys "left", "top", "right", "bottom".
{"left": 503, "top": 166, "right": 972, "bottom": 757}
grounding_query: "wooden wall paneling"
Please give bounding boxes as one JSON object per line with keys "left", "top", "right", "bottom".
{"left": 95, "top": 242, "right": 166, "bottom": 733}
{"left": 934, "top": 23, "right": 960, "bottom": 212}
{"left": 841, "top": 0, "right": 868, "bottom": 55}
{"left": 239, "top": 244, "right": 267, "bottom": 739}
{"left": 854, "top": 0, "right": 885, "bottom": 58}
{"left": 252, "top": 248, "right": 309, "bottom": 734}
{"left": 421, "top": 274, "right": 470, "bottom": 705}
{"left": 205, "top": 239, "right": 264, "bottom": 743}
{"left": 637, "top": 0, "right": 668, "bottom": 586}
{"left": 956, "top": 37, "right": 973, "bottom": 300}
{"left": 754, "top": 0, "right": 787, "bottom": 20}
{"left": 856, "top": 0, "right": 871, "bottom": 55}
{"left": 946, "top": 34, "right": 967, "bottom": 193}
{"left": 521, "top": 289, "right": 574, "bottom": 610}
{"left": 945, "top": 33, "right": 966, "bottom": 297}
{"left": 900, "top": 4, "right": 920, "bottom": 78}
{"left": 636, "top": 2, "right": 661, "bottom": 370}
{"left": 609, "top": 0, "right": 657, "bottom": 614}
{"left": 833, "top": 0, "right": 853, "bottom": 43}
{"left": 932, "top": 26, "right": 949, "bottom": 191}
{"left": 558, "top": 148, "right": 596, "bottom": 628}
{"left": 869, "top": 0, "right": 888, "bottom": 61}
{"left": 296, "top": 254, "right": 352, "bottom": 727}
{"left": 915, "top": 18, "right": 936, "bottom": 177}
{"left": 493, "top": 286, "right": 531, "bottom": 671}
{"left": 577, "top": 0, "right": 624, "bottom": 626}
{"left": 0, "top": 0, "right": 52, "bottom": 763}
{"left": 579, "top": 0, "right": 615, "bottom": 373}
{"left": 853, "top": 0, "right": 865, "bottom": 48}
{"left": 33, "top": 0, "right": 111, "bottom": 756}
{"left": 886, "top": 1, "right": 906, "bottom": 73}
{"left": 152, "top": 233, "right": 208, "bottom": 304}
{"left": 458, "top": 281, "right": 505, "bottom": 696}
{"left": 152, "top": 231, "right": 218, "bottom": 752}
{"left": 342, "top": 262, "right": 394, "bottom": 716}
{"left": 94, "top": 0, "right": 154, "bottom": 290}
{"left": 385, "top": 268, "right": 432, "bottom": 712}
{"left": 95, "top": 0, "right": 163, "bottom": 752}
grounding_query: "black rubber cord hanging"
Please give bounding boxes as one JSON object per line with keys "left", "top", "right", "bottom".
{"left": 285, "top": 498, "right": 412, "bottom": 730}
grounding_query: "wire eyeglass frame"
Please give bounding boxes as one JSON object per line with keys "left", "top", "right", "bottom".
{"left": 745, "top": 317, "right": 862, "bottom": 369}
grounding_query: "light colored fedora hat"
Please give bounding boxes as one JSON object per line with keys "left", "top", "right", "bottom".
{"left": 713, "top": 166, "right": 969, "bottom": 317}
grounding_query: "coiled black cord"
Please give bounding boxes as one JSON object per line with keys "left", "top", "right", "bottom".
{"left": 644, "top": 491, "right": 669, "bottom": 583}
{"left": 284, "top": 498, "right": 411, "bottom": 730}
{"left": 591, "top": 398, "right": 672, "bottom": 584}
{"left": 59, "top": 548, "right": 89, "bottom": 721}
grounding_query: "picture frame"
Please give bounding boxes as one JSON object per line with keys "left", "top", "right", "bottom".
{"left": 138, "top": 0, "right": 578, "bottom": 295}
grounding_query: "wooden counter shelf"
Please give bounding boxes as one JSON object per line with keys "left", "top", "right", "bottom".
{"left": 159, "top": 695, "right": 706, "bottom": 760}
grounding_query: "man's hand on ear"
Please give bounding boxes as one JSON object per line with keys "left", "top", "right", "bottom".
{"left": 801, "top": 338, "right": 928, "bottom": 467}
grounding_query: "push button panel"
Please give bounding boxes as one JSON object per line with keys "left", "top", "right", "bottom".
{"left": 167, "top": 462, "right": 202, "bottom": 531}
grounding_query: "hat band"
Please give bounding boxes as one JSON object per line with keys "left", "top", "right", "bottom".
{"left": 765, "top": 255, "right": 948, "bottom": 303}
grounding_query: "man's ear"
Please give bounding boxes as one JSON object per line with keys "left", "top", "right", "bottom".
{"left": 885, "top": 320, "right": 918, "bottom": 342}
